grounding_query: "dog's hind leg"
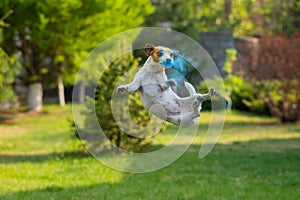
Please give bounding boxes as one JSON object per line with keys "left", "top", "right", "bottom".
{"left": 191, "top": 87, "right": 215, "bottom": 112}
{"left": 196, "top": 87, "right": 216, "bottom": 102}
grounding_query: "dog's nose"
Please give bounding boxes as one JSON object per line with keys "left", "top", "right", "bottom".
{"left": 166, "top": 58, "right": 172, "bottom": 64}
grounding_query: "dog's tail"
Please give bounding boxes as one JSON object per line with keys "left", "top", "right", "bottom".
{"left": 184, "top": 81, "right": 196, "bottom": 96}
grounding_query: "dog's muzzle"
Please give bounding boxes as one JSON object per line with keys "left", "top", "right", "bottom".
{"left": 160, "top": 58, "right": 173, "bottom": 67}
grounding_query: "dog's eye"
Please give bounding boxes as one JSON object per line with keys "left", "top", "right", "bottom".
{"left": 157, "top": 50, "right": 164, "bottom": 57}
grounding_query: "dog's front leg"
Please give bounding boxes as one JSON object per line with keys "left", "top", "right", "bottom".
{"left": 116, "top": 75, "right": 141, "bottom": 94}
{"left": 117, "top": 82, "right": 140, "bottom": 94}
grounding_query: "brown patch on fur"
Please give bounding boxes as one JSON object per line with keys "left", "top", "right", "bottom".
{"left": 144, "top": 44, "right": 173, "bottom": 63}
{"left": 151, "top": 46, "right": 171, "bottom": 63}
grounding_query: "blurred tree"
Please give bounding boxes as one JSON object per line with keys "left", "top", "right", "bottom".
{"left": 229, "top": 0, "right": 300, "bottom": 36}
{"left": 0, "top": 0, "right": 154, "bottom": 110}
{"left": 0, "top": 47, "right": 19, "bottom": 108}
{"left": 230, "top": 0, "right": 256, "bottom": 36}
{"left": 0, "top": 11, "right": 19, "bottom": 111}
{"left": 145, "top": 0, "right": 300, "bottom": 37}
{"left": 144, "top": 0, "right": 229, "bottom": 39}
{"left": 255, "top": 0, "right": 300, "bottom": 35}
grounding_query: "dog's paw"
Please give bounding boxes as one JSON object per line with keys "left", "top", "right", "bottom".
{"left": 116, "top": 85, "right": 128, "bottom": 94}
{"left": 209, "top": 87, "right": 216, "bottom": 96}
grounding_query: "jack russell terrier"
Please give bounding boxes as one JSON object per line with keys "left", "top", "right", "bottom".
{"left": 116, "top": 44, "right": 215, "bottom": 128}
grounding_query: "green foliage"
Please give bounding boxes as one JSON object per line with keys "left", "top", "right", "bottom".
{"left": 0, "top": 48, "right": 19, "bottom": 104}
{"left": 146, "top": 0, "right": 300, "bottom": 37}
{"left": 145, "top": 0, "right": 230, "bottom": 39}
{"left": 197, "top": 49, "right": 268, "bottom": 114}
{"left": 223, "top": 48, "right": 237, "bottom": 74}
{"left": 145, "top": 0, "right": 257, "bottom": 37}
{"left": 230, "top": 0, "right": 256, "bottom": 36}
{"left": 247, "top": 80, "right": 300, "bottom": 123}
{"left": 256, "top": 0, "right": 300, "bottom": 35}
{"left": 222, "top": 49, "right": 267, "bottom": 112}
{"left": 231, "top": 0, "right": 300, "bottom": 36}
{"left": 80, "top": 52, "right": 154, "bottom": 152}
{"left": 222, "top": 74, "right": 267, "bottom": 113}
{"left": 0, "top": 0, "right": 154, "bottom": 86}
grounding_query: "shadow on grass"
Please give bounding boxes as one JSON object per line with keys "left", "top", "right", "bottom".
{"left": 0, "top": 150, "right": 90, "bottom": 164}
{"left": 1, "top": 137, "right": 300, "bottom": 199}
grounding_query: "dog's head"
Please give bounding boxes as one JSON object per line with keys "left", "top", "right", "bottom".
{"left": 144, "top": 44, "right": 174, "bottom": 67}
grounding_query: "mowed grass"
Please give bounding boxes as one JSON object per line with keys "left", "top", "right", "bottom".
{"left": 0, "top": 105, "right": 300, "bottom": 199}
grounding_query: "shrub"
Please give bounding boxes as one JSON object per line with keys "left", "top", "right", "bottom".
{"left": 79, "top": 52, "right": 158, "bottom": 152}
{"left": 234, "top": 33, "right": 300, "bottom": 122}
{"left": 221, "top": 49, "right": 267, "bottom": 113}
{"left": 252, "top": 34, "right": 300, "bottom": 122}
{"left": 196, "top": 48, "right": 264, "bottom": 112}
{"left": 249, "top": 79, "right": 300, "bottom": 123}
{"left": 0, "top": 48, "right": 19, "bottom": 108}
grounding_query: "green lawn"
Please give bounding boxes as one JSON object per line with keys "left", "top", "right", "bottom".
{"left": 0, "top": 105, "right": 300, "bottom": 199}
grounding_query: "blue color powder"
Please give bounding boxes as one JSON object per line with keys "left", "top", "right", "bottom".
{"left": 166, "top": 53, "right": 189, "bottom": 83}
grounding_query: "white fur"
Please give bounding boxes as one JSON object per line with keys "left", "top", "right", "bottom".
{"left": 117, "top": 48, "right": 214, "bottom": 127}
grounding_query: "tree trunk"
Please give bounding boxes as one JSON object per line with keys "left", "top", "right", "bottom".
{"left": 27, "top": 82, "right": 43, "bottom": 111}
{"left": 224, "top": 0, "right": 232, "bottom": 22}
{"left": 57, "top": 75, "right": 65, "bottom": 106}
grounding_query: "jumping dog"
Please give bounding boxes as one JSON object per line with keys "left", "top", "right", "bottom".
{"left": 117, "top": 44, "right": 215, "bottom": 127}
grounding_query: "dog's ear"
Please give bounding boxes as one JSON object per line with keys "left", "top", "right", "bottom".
{"left": 144, "top": 43, "right": 155, "bottom": 56}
